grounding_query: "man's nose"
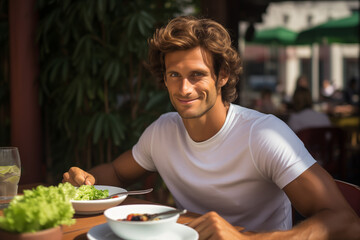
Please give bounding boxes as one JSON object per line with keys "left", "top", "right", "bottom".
{"left": 179, "top": 78, "right": 193, "bottom": 95}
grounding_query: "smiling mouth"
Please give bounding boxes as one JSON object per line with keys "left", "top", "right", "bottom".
{"left": 177, "top": 98, "right": 197, "bottom": 104}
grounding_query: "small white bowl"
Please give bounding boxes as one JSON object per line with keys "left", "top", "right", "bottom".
{"left": 71, "top": 185, "right": 127, "bottom": 215}
{"left": 104, "top": 204, "right": 179, "bottom": 240}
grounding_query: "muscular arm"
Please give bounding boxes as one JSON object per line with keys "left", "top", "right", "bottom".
{"left": 63, "top": 149, "right": 149, "bottom": 188}
{"left": 190, "top": 164, "right": 360, "bottom": 240}
{"left": 243, "top": 164, "right": 360, "bottom": 240}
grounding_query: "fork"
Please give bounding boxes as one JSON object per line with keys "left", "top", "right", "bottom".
{"left": 101, "top": 188, "right": 153, "bottom": 199}
{"left": 146, "top": 209, "right": 187, "bottom": 220}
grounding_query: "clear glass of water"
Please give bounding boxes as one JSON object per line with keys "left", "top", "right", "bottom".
{"left": 0, "top": 147, "right": 21, "bottom": 202}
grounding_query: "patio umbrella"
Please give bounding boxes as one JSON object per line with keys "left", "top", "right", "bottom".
{"left": 248, "top": 27, "right": 298, "bottom": 46}
{"left": 296, "top": 13, "right": 359, "bottom": 44}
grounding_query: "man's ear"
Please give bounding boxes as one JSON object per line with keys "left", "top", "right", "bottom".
{"left": 218, "top": 71, "right": 229, "bottom": 88}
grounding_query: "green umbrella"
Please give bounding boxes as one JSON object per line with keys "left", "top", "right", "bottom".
{"left": 296, "top": 13, "right": 359, "bottom": 44}
{"left": 248, "top": 27, "right": 298, "bottom": 46}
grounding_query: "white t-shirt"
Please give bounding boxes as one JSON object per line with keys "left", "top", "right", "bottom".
{"left": 287, "top": 108, "right": 331, "bottom": 133}
{"left": 132, "top": 104, "right": 315, "bottom": 231}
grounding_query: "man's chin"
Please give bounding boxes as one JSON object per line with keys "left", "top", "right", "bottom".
{"left": 177, "top": 108, "right": 210, "bottom": 119}
{"left": 174, "top": 107, "right": 198, "bottom": 119}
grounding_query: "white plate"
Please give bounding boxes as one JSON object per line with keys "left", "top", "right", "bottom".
{"left": 71, "top": 185, "right": 127, "bottom": 215}
{"left": 87, "top": 222, "right": 199, "bottom": 240}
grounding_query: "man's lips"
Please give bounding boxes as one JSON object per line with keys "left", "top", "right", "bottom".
{"left": 177, "top": 98, "right": 197, "bottom": 104}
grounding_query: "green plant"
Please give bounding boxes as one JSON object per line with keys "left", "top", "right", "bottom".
{"left": 0, "top": 183, "right": 76, "bottom": 233}
{"left": 36, "top": 0, "right": 199, "bottom": 184}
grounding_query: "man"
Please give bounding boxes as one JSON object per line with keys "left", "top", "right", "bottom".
{"left": 63, "top": 16, "right": 360, "bottom": 239}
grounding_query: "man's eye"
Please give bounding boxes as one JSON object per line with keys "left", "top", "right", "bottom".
{"left": 192, "top": 72, "right": 204, "bottom": 77}
{"left": 169, "top": 72, "right": 180, "bottom": 77}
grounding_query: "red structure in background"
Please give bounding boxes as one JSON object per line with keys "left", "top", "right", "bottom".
{"left": 9, "top": 0, "right": 44, "bottom": 184}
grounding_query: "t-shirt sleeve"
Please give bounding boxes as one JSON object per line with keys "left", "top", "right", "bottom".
{"left": 249, "top": 115, "right": 316, "bottom": 189}
{"left": 132, "top": 121, "right": 157, "bottom": 172}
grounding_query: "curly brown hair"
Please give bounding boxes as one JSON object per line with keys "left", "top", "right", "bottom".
{"left": 147, "top": 16, "right": 242, "bottom": 103}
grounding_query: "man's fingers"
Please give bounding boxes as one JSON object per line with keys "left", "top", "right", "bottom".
{"left": 187, "top": 214, "right": 206, "bottom": 229}
{"left": 62, "top": 167, "right": 92, "bottom": 186}
{"left": 188, "top": 211, "right": 218, "bottom": 228}
{"left": 84, "top": 175, "right": 95, "bottom": 185}
{"left": 188, "top": 212, "right": 243, "bottom": 240}
{"left": 62, "top": 172, "right": 70, "bottom": 182}
{"left": 188, "top": 213, "right": 217, "bottom": 240}
{"left": 62, "top": 172, "right": 81, "bottom": 186}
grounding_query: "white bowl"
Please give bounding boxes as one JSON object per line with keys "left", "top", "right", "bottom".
{"left": 104, "top": 204, "right": 179, "bottom": 240}
{"left": 71, "top": 185, "right": 127, "bottom": 215}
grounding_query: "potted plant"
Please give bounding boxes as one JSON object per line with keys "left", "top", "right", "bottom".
{"left": 0, "top": 183, "right": 76, "bottom": 240}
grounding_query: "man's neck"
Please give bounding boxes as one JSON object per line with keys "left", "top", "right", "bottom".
{"left": 182, "top": 101, "right": 230, "bottom": 142}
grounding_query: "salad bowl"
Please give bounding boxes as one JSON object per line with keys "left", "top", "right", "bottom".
{"left": 104, "top": 204, "right": 180, "bottom": 240}
{"left": 71, "top": 185, "right": 127, "bottom": 215}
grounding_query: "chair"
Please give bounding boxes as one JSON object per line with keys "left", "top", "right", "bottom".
{"left": 296, "top": 127, "right": 347, "bottom": 179}
{"left": 335, "top": 179, "right": 360, "bottom": 217}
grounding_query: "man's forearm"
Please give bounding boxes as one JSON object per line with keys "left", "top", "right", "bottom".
{"left": 88, "top": 162, "right": 125, "bottom": 187}
{"left": 244, "top": 209, "right": 360, "bottom": 240}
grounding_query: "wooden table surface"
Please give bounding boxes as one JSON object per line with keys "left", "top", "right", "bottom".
{"left": 62, "top": 196, "right": 200, "bottom": 240}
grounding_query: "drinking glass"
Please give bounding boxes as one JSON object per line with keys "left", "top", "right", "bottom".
{"left": 0, "top": 147, "right": 21, "bottom": 201}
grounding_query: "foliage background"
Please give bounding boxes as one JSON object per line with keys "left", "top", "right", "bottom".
{"left": 34, "top": 0, "right": 199, "bottom": 184}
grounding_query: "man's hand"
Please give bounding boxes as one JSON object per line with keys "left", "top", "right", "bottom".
{"left": 62, "top": 167, "right": 95, "bottom": 186}
{"left": 188, "top": 211, "right": 245, "bottom": 240}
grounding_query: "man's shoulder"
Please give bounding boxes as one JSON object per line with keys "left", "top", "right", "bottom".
{"left": 151, "top": 111, "right": 181, "bottom": 128}
{"left": 230, "top": 103, "right": 271, "bottom": 123}
{"left": 157, "top": 111, "right": 180, "bottom": 121}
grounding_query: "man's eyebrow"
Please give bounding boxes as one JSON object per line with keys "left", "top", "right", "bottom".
{"left": 165, "top": 70, "right": 178, "bottom": 74}
{"left": 191, "top": 69, "right": 209, "bottom": 74}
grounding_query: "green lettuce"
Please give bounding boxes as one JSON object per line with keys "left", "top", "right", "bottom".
{"left": 0, "top": 182, "right": 76, "bottom": 233}
{"left": 73, "top": 185, "right": 109, "bottom": 200}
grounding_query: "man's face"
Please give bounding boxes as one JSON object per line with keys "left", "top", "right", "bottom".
{"left": 164, "top": 47, "right": 225, "bottom": 119}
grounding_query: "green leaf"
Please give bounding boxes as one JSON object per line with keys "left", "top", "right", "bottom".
{"left": 93, "top": 113, "right": 105, "bottom": 143}
{"left": 64, "top": 80, "right": 77, "bottom": 104}
{"left": 145, "top": 91, "right": 168, "bottom": 111}
{"left": 72, "top": 36, "right": 89, "bottom": 63}
{"left": 82, "top": 4, "right": 93, "bottom": 32}
{"left": 61, "top": 59, "right": 70, "bottom": 82}
{"left": 137, "top": 16, "right": 146, "bottom": 36}
{"left": 0, "top": 183, "right": 76, "bottom": 233}
{"left": 103, "top": 114, "right": 110, "bottom": 139}
{"left": 126, "top": 14, "right": 137, "bottom": 37}
{"left": 86, "top": 113, "right": 99, "bottom": 134}
{"left": 86, "top": 83, "right": 95, "bottom": 100}
{"left": 75, "top": 79, "right": 84, "bottom": 109}
{"left": 108, "top": 114, "right": 124, "bottom": 145}
{"left": 96, "top": 0, "right": 106, "bottom": 22}
{"left": 104, "top": 60, "right": 114, "bottom": 82}
{"left": 109, "top": 60, "right": 120, "bottom": 86}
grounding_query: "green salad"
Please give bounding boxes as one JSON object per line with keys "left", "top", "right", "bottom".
{"left": 0, "top": 182, "right": 76, "bottom": 233}
{"left": 72, "top": 185, "right": 109, "bottom": 200}
{"left": 0, "top": 183, "right": 110, "bottom": 233}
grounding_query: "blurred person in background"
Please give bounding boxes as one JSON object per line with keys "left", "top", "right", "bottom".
{"left": 254, "top": 88, "right": 278, "bottom": 114}
{"left": 284, "top": 75, "right": 310, "bottom": 111}
{"left": 288, "top": 87, "right": 331, "bottom": 133}
{"left": 295, "top": 74, "right": 309, "bottom": 91}
{"left": 321, "top": 79, "right": 338, "bottom": 100}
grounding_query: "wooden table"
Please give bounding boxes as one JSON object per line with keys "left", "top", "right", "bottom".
{"left": 63, "top": 196, "right": 200, "bottom": 240}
